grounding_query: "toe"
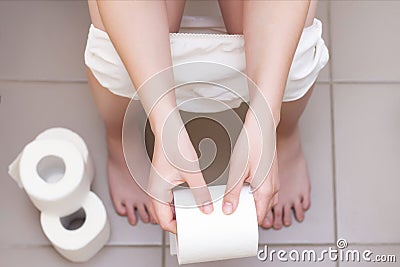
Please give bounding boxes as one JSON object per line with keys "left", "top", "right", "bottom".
{"left": 272, "top": 206, "right": 283, "bottom": 230}
{"left": 283, "top": 205, "right": 292, "bottom": 227}
{"left": 294, "top": 201, "right": 305, "bottom": 222}
{"left": 126, "top": 204, "right": 138, "bottom": 226}
{"left": 261, "top": 211, "right": 273, "bottom": 229}
{"left": 137, "top": 204, "right": 150, "bottom": 223}
{"left": 145, "top": 202, "right": 158, "bottom": 224}
{"left": 114, "top": 200, "right": 127, "bottom": 216}
{"left": 150, "top": 215, "right": 158, "bottom": 224}
{"left": 301, "top": 194, "right": 311, "bottom": 210}
{"left": 272, "top": 194, "right": 279, "bottom": 207}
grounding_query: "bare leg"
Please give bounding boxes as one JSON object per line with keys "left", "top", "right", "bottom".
{"left": 86, "top": 0, "right": 186, "bottom": 225}
{"left": 264, "top": 1, "right": 317, "bottom": 230}
{"left": 218, "top": 0, "right": 243, "bottom": 34}
{"left": 219, "top": 0, "right": 318, "bottom": 229}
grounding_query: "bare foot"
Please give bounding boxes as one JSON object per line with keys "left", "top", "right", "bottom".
{"left": 107, "top": 137, "right": 157, "bottom": 226}
{"left": 261, "top": 126, "right": 311, "bottom": 229}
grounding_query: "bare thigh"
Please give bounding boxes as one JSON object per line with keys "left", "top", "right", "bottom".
{"left": 86, "top": 0, "right": 186, "bottom": 140}
{"left": 219, "top": 0, "right": 317, "bottom": 34}
{"left": 218, "top": 0, "right": 318, "bottom": 131}
{"left": 88, "top": 0, "right": 186, "bottom": 32}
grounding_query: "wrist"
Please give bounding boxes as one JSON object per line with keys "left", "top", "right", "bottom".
{"left": 149, "top": 105, "right": 183, "bottom": 137}
{"left": 246, "top": 102, "right": 281, "bottom": 130}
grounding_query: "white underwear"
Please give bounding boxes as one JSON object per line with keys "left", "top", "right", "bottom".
{"left": 84, "top": 19, "right": 329, "bottom": 113}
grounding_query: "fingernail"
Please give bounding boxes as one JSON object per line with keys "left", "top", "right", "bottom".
{"left": 202, "top": 203, "right": 213, "bottom": 214}
{"left": 223, "top": 202, "right": 233, "bottom": 214}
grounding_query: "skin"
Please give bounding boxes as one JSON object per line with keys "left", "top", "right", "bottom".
{"left": 87, "top": 0, "right": 316, "bottom": 232}
{"left": 219, "top": 0, "right": 316, "bottom": 229}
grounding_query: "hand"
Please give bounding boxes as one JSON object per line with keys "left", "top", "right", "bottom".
{"left": 222, "top": 109, "right": 279, "bottom": 224}
{"left": 147, "top": 122, "right": 213, "bottom": 234}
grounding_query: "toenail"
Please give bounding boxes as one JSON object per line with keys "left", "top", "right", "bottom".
{"left": 264, "top": 218, "right": 270, "bottom": 225}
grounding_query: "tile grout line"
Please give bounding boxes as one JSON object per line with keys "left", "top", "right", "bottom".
{"left": 326, "top": 3, "right": 340, "bottom": 267}
{"left": 331, "top": 80, "right": 400, "bottom": 85}
{"left": 6, "top": 241, "right": 400, "bottom": 250}
{"left": 2, "top": 244, "right": 165, "bottom": 249}
{"left": 161, "top": 231, "right": 166, "bottom": 267}
{"left": 1, "top": 78, "right": 400, "bottom": 85}
{"left": 0, "top": 79, "right": 88, "bottom": 84}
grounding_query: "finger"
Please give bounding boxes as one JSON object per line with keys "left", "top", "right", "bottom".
{"left": 152, "top": 199, "right": 177, "bottom": 233}
{"left": 253, "top": 177, "right": 277, "bottom": 225}
{"left": 184, "top": 169, "right": 214, "bottom": 214}
{"left": 223, "top": 174, "right": 247, "bottom": 215}
{"left": 147, "top": 166, "right": 176, "bottom": 206}
{"left": 223, "top": 136, "right": 249, "bottom": 215}
{"left": 253, "top": 168, "right": 279, "bottom": 223}
{"left": 254, "top": 190, "right": 270, "bottom": 224}
{"left": 252, "top": 174, "right": 277, "bottom": 224}
{"left": 261, "top": 211, "right": 273, "bottom": 229}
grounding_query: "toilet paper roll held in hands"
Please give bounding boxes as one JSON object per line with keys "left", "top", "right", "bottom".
{"left": 41, "top": 192, "right": 110, "bottom": 263}
{"left": 18, "top": 139, "right": 92, "bottom": 216}
{"left": 170, "top": 184, "right": 259, "bottom": 265}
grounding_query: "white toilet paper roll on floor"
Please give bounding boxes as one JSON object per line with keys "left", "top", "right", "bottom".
{"left": 35, "top": 128, "right": 94, "bottom": 182}
{"left": 9, "top": 128, "right": 94, "bottom": 189}
{"left": 41, "top": 191, "right": 110, "bottom": 262}
{"left": 170, "top": 185, "right": 259, "bottom": 265}
{"left": 16, "top": 139, "right": 92, "bottom": 216}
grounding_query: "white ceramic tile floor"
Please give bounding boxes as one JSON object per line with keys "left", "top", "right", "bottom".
{"left": 314, "top": 0, "right": 330, "bottom": 83}
{"left": 0, "top": 82, "right": 162, "bottom": 247}
{"left": 1, "top": 1, "right": 400, "bottom": 267}
{"left": 330, "top": 1, "right": 400, "bottom": 82}
{"left": 0, "top": 1, "right": 90, "bottom": 81}
{"left": 334, "top": 84, "right": 400, "bottom": 244}
{"left": 165, "top": 246, "right": 336, "bottom": 267}
{"left": 339, "top": 245, "right": 400, "bottom": 267}
{"left": 259, "top": 84, "right": 335, "bottom": 245}
{"left": 0, "top": 247, "right": 162, "bottom": 267}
